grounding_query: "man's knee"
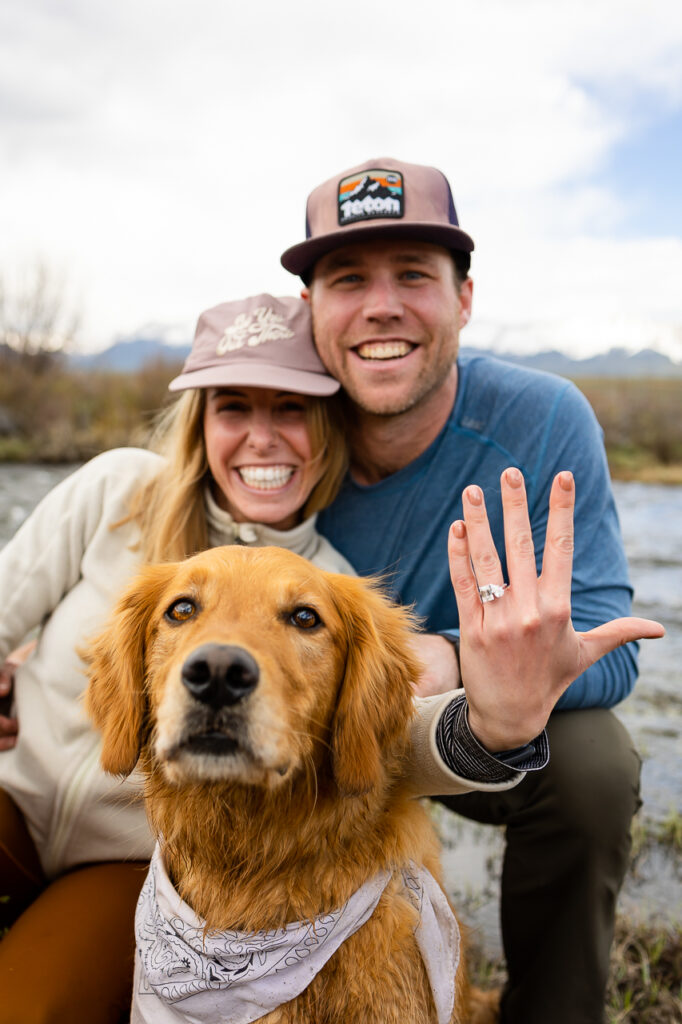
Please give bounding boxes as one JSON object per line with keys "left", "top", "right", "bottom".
{"left": 538, "top": 708, "right": 641, "bottom": 841}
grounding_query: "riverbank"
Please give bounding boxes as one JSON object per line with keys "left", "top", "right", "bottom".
{"left": 1, "top": 358, "right": 682, "bottom": 481}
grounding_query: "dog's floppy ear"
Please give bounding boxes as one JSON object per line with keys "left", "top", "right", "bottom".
{"left": 83, "top": 563, "right": 173, "bottom": 777}
{"left": 330, "top": 575, "right": 421, "bottom": 797}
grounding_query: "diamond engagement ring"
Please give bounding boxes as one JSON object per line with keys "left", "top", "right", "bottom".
{"left": 478, "top": 583, "right": 508, "bottom": 603}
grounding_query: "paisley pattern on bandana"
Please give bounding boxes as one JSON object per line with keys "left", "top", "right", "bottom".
{"left": 132, "top": 843, "right": 459, "bottom": 1024}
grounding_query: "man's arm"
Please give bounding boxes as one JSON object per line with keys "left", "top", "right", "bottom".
{"left": 414, "top": 383, "right": 643, "bottom": 711}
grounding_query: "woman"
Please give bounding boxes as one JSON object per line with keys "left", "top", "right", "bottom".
{"left": 0, "top": 294, "right": 354, "bottom": 1023}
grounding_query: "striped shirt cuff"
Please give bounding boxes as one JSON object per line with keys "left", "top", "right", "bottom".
{"left": 435, "top": 693, "right": 549, "bottom": 784}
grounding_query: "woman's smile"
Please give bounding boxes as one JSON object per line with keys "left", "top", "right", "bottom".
{"left": 234, "top": 465, "right": 297, "bottom": 490}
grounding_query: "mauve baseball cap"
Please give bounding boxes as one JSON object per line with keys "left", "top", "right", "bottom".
{"left": 280, "top": 157, "right": 475, "bottom": 279}
{"left": 168, "top": 294, "right": 339, "bottom": 396}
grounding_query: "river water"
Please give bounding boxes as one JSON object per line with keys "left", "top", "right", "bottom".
{"left": 1, "top": 465, "right": 680, "bottom": 950}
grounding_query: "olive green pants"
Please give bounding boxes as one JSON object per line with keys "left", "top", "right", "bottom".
{"left": 439, "top": 708, "right": 641, "bottom": 1024}
{"left": 0, "top": 788, "right": 146, "bottom": 1024}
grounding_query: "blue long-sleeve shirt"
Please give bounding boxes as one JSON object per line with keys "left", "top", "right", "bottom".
{"left": 318, "top": 353, "right": 637, "bottom": 710}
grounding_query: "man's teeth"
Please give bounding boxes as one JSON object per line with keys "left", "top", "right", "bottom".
{"left": 238, "top": 466, "right": 295, "bottom": 490}
{"left": 356, "top": 340, "right": 413, "bottom": 360}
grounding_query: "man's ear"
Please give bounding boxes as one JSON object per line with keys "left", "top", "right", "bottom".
{"left": 459, "top": 276, "right": 473, "bottom": 328}
{"left": 300, "top": 286, "right": 310, "bottom": 303}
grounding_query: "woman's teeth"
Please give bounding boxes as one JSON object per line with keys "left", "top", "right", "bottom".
{"left": 356, "top": 340, "right": 413, "bottom": 360}
{"left": 237, "top": 466, "right": 295, "bottom": 490}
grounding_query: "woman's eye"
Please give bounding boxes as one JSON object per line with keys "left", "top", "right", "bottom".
{"left": 289, "top": 607, "right": 322, "bottom": 630}
{"left": 216, "top": 402, "right": 248, "bottom": 414}
{"left": 165, "top": 599, "right": 197, "bottom": 623}
{"left": 279, "top": 401, "right": 307, "bottom": 415}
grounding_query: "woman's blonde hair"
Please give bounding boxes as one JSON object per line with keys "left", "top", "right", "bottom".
{"left": 125, "top": 389, "right": 348, "bottom": 563}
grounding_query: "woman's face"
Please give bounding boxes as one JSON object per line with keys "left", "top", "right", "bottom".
{"left": 203, "top": 387, "right": 321, "bottom": 531}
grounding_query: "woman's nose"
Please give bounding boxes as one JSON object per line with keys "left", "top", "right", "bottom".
{"left": 246, "top": 413, "right": 278, "bottom": 451}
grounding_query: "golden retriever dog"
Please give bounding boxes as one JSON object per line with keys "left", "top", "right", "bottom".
{"left": 85, "top": 545, "right": 499, "bottom": 1024}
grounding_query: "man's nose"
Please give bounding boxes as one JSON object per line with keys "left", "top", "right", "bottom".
{"left": 362, "top": 278, "right": 403, "bottom": 321}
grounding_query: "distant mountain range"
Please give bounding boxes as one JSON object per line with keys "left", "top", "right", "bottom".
{"left": 69, "top": 338, "right": 191, "bottom": 372}
{"left": 466, "top": 346, "right": 682, "bottom": 378}
{"left": 67, "top": 337, "right": 682, "bottom": 377}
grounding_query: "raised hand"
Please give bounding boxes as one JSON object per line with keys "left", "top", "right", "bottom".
{"left": 448, "top": 467, "right": 665, "bottom": 753}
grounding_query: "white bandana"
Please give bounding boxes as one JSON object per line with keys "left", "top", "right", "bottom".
{"left": 131, "top": 844, "right": 460, "bottom": 1024}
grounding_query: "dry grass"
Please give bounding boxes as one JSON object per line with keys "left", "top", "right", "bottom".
{"left": 2, "top": 358, "right": 682, "bottom": 485}
{"left": 574, "top": 377, "right": 682, "bottom": 483}
{"left": 607, "top": 918, "right": 682, "bottom": 1023}
{"left": 468, "top": 917, "right": 682, "bottom": 1023}
{"left": 0, "top": 354, "right": 178, "bottom": 462}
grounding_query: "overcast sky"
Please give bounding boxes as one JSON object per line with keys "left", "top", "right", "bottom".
{"left": 1, "top": 0, "right": 681, "bottom": 357}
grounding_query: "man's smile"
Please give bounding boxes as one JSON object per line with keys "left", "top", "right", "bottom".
{"left": 354, "top": 340, "right": 416, "bottom": 361}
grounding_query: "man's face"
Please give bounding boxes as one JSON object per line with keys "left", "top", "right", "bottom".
{"left": 304, "top": 239, "right": 472, "bottom": 417}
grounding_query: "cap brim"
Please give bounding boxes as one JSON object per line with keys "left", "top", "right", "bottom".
{"left": 281, "top": 221, "right": 475, "bottom": 278}
{"left": 168, "top": 362, "right": 340, "bottom": 397}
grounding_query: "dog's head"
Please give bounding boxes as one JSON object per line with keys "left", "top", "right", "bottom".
{"left": 84, "top": 545, "right": 421, "bottom": 798}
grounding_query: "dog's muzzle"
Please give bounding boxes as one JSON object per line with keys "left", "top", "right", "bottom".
{"left": 181, "top": 644, "right": 259, "bottom": 710}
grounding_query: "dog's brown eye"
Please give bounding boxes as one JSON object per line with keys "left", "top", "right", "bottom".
{"left": 289, "top": 607, "right": 321, "bottom": 630}
{"left": 165, "top": 599, "right": 197, "bottom": 623}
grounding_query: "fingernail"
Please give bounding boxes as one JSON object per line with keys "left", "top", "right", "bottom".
{"left": 451, "top": 520, "right": 466, "bottom": 539}
{"left": 505, "top": 467, "right": 522, "bottom": 487}
{"left": 465, "top": 485, "right": 483, "bottom": 506}
{"left": 559, "top": 471, "right": 574, "bottom": 490}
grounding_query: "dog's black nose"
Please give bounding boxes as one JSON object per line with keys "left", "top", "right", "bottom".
{"left": 181, "top": 644, "right": 259, "bottom": 709}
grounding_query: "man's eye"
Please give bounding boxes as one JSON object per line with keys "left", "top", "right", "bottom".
{"left": 289, "top": 607, "right": 322, "bottom": 630}
{"left": 331, "top": 273, "right": 362, "bottom": 286}
{"left": 165, "top": 599, "right": 197, "bottom": 623}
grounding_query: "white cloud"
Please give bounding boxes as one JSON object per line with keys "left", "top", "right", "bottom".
{"left": 0, "top": 0, "right": 680, "bottom": 352}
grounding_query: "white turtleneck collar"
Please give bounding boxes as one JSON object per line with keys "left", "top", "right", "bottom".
{"left": 204, "top": 486, "right": 321, "bottom": 560}
{"left": 203, "top": 485, "right": 356, "bottom": 577}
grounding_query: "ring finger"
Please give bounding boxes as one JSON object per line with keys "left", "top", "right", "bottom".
{"left": 462, "top": 485, "right": 506, "bottom": 593}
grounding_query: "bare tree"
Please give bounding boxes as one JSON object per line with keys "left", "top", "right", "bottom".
{"left": 0, "top": 261, "right": 80, "bottom": 364}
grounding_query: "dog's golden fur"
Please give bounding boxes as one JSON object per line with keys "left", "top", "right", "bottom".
{"left": 85, "top": 545, "right": 498, "bottom": 1023}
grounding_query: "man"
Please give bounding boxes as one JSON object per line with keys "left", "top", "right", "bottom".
{"left": 280, "top": 158, "right": 662, "bottom": 1023}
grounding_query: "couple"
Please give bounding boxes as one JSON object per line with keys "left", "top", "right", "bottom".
{"left": 0, "top": 157, "right": 663, "bottom": 1024}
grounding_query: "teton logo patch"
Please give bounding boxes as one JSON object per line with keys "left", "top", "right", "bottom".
{"left": 337, "top": 170, "right": 404, "bottom": 226}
